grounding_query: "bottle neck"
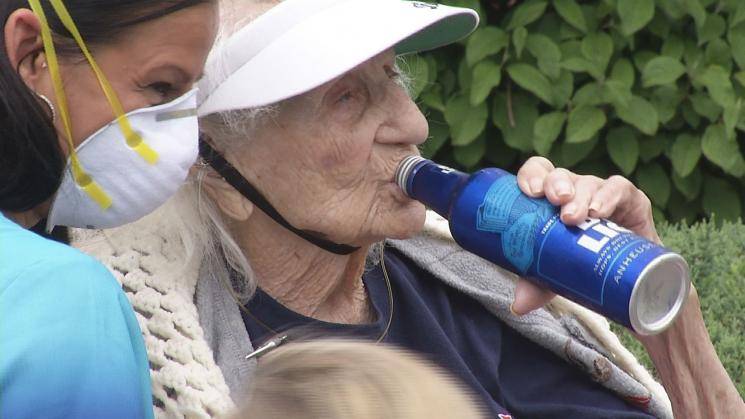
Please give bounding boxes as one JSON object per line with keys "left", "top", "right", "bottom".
{"left": 404, "top": 159, "right": 469, "bottom": 218}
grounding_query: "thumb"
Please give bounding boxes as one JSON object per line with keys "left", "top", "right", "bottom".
{"left": 511, "top": 279, "right": 555, "bottom": 315}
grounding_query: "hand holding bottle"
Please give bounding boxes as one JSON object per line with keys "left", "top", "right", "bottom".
{"left": 512, "top": 156, "right": 662, "bottom": 315}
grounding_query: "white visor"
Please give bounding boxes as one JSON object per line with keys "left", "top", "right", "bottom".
{"left": 198, "top": 0, "right": 479, "bottom": 116}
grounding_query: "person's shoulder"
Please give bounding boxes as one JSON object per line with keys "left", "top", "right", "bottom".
{"left": 0, "top": 219, "right": 120, "bottom": 299}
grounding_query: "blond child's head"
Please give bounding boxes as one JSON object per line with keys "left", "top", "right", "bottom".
{"left": 236, "top": 339, "right": 486, "bottom": 419}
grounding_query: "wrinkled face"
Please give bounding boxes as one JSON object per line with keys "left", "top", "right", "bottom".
{"left": 48, "top": 2, "right": 218, "bottom": 151}
{"left": 232, "top": 50, "right": 429, "bottom": 246}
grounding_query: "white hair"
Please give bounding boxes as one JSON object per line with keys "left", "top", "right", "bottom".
{"left": 167, "top": 0, "right": 284, "bottom": 303}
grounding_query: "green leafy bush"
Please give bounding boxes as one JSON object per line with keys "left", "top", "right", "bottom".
{"left": 408, "top": 0, "right": 745, "bottom": 223}
{"left": 611, "top": 219, "right": 745, "bottom": 397}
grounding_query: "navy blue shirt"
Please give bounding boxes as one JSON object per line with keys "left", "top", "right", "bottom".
{"left": 242, "top": 247, "right": 655, "bottom": 418}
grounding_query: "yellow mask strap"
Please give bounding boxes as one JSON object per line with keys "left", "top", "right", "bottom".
{"left": 27, "top": 0, "right": 111, "bottom": 209}
{"left": 46, "top": 0, "right": 159, "bottom": 165}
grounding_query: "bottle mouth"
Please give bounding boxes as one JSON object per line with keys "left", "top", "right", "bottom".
{"left": 395, "top": 155, "right": 426, "bottom": 197}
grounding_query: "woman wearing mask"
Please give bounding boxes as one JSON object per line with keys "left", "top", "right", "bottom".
{"left": 0, "top": 1, "right": 217, "bottom": 417}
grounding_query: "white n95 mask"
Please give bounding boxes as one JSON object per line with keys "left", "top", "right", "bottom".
{"left": 46, "top": 89, "right": 199, "bottom": 231}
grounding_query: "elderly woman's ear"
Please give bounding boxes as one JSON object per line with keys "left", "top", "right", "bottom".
{"left": 195, "top": 165, "right": 255, "bottom": 222}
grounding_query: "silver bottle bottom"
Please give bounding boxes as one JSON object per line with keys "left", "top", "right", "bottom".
{"left": 629, "top": 252, "right": 691, "bottom": 335}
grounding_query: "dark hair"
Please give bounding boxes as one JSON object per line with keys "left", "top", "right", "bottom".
{"left": 0, "top": 0, "right": 207, "bottom": 213}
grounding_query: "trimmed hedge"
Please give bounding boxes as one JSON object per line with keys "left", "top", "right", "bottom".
{"left": 611, "top": 219, "right": 745, "bottom": 397}
{"left": 408, "top": 0, "right": 745, "bottom": 224}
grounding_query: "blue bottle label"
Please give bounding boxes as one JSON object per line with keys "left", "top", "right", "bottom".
{"left": 535, "top": 217, "right": 645, "bottom": 307}
{"left": 475, "top": 176, "right": 554, "bottom": 274}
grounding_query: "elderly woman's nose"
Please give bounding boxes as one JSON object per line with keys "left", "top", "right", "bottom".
{"left": 375, "top": 97, "right": 429, "bottom": 146}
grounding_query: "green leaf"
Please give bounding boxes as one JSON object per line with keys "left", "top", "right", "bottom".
{"left": 566, "top": 106, "right": 606, "bottom": 143}
{"left": 697, "top": 14, "right": 726, "bottom": 45}
{"left": 731, "top": 2, "right": 745, "bottom": 28}
{"left": 553, "top": 0, "right": 587, "bottom": 32}
{"left": 666, "top": 189, "right": 698, "bottom": 223}
{"left": 453, "top": 134, "right": 486, "bottom": 168}
{"left": 559, "top": 22, "right": 583, "bottom": 40}
{"left": 657, "top": 0, "right": 686, "bottom": 20}
{"left": 635, "top": 163, "right": 671, "bottom": 207}
{"left": 682, "top": 101, "right": 703, "bottom": 128}
{"left": 457, "top": 58, "right": 473, "bottom": 91}
{"left": 684, "top": 41, "right": 704, "bottom": 71}
{"left": 651, "top": 85, "right": 684, "bottom": 124}
{"left": 572, "top": 82, "right": 604, "bottom": 106}
{"left": 633, "top": 50, "right": 657, "bottom": 72}
{"left": 533, "top": 111, "right": 567, "bottom": 155}
{"left": 537, "top": 13, "right": 563, "bottom": 40}
{"left": 701, "top": 123, "right": 745, "bottom": 176}
{"left": 669, "top": 133, "right": 702, "bottom": 177}
{"left": 492, "top": 92, "right": 540, "bottom": 152}
{"left": 728, "top": 25, "right": 745, "bottom": 70}
{"left": 508, "top": 0, "right": 549, "bottom": 30}
{"left": 551, "top": 70, "right": 574, "bottom": 108}
{"left": 558, "top": 135, "right": 599, "bottom": 167}
{"left": 690, "top": 92, "right": 723, "bottom": 122}
{"left": 702, "top": 176, "right": 742, "bottom": 221}
{"left": 734, "top": 71, "right": 745, "bottom": 88}
{"left": 561, "top": 57, "right": 593, "bottom": 73}
{"left": 444, "top": 94, "right": 489, "bottom": 146}
{"left": 704, "top": 38, "right": 733, "bottom": 70}
{"left": 723, "top": 98, "right": 742, "bottom": 139}
{"left": 648, "top": 10, "right": 672, "bottom": 38}
{"left": 661, "top": 35, "right": 685, "bottom": 60}
{"left": 513, "top": 27, "right": 528, "bottom": 58}
{"left": 526, "top": 34, "right": 562, "bottom": 79}
{"left": 465, "top": 27, "right": 509, "bottom": 67}
{"left": 581, "top": 4, "right": 603, "bottom": 33}
{"left": 639, "top": 135, "right": 671, "bottom": 162}
{"left": 699, "top": 65, "right": 736, "bottom": 108}
{"left": 559, "top": 39, "right": 582, "bottom": 58}
{"left": 581, "top": 32, "right": 614, "bottom": 78}
{"left": 603, "top": 80, "right": 632, "bottom": 108}
{"left": 615, "top": 95, "right": 659, "bottom": 135}
{"left": 420, "top": 84, "right": 445, "bottom": 113}
{"left": 672, "top": 167, "right": 703, "bottom": 201}
{"left": 610, "top": 59, "right": 635, "bottom": 89}
{"left": 606, "top": 127, "right": 639, "bottom": 175}
{"left": 617, "top": 0, "right": 655, "bottom": 36}
{"left": 507, "top": 63, "right": 554, "bottom": 105}
{"left": 642, "top": 56, "right": 687, "bottom": 87}
{"left": 470, "top": 60, "right": 502, "bottom": 106}
{"left": 420, "top": 117, "right": 450, "bottom": 158}
{"left": 440, "top": 68, "right": 457, "bottom": 97}
{"left": 682, "top": 0, "right": 707, "bottom": 28}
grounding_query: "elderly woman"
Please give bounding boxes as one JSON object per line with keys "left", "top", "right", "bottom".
{"left": 73, "top": 0, "right": 744, "bottom": 418}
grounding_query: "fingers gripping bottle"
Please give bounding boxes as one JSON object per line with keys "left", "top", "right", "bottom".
{"left": 395, "top": 156, "right": 691, "bottom": 335}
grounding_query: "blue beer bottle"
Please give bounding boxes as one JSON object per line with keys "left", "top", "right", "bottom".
{"left": 395, "top": 156, "right": 690, "bottom": 335}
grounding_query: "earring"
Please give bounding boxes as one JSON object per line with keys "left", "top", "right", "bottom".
{"left": 37, "top": 94, "right": 57, "bottom": 122}
{"left": 41, "top": 61, "right": 48, "bottom": 69}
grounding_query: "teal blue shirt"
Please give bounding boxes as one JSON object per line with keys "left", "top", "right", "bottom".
{"left": 0, "top": 213, "right": 154, "bottom": 418}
